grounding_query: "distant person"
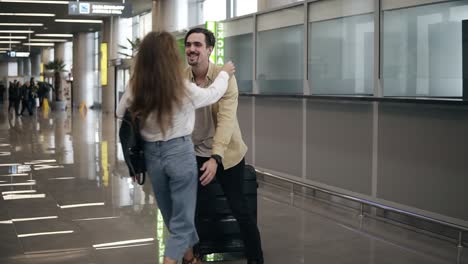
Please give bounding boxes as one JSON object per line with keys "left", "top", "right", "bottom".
{"left": 37, "top": 82, "right": 51, "bottom": 108}
{"left": 0, "top": 82, "right": 5, "bottom": 103}
{"left": 8, "top": 81, "right": 21, "bottom": 115}
{"left": 20, "top": 81, "right": 33, "bottom": 116}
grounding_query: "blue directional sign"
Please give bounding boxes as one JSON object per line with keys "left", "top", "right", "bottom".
{"left": 79, "top": 3, "right": 90, "bottom": 14}
{"left": 68, "top": 2, "right": 132, "bottom": 17}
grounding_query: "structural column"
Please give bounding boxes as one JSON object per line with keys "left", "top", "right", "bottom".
{"left": 30, "top": 53, "right": 41, "bottom": 79}
{"left": 102, "top": 17, "right": 119, "bottom": 114}
{"left": 54, "top": 42, "right": 74, "bottom": 73}
{"left": 463, "top": 20, "right": 468, "bottom": 100}
{"left": 161, "top": 0, "right": 188, "bottom": 32}
{"left": 55, "top": 42, "right": 73, "bottom": 109}
{"left": 23, "top": 58, "right": 31, "bottom": 78}
{"left": 72, "top": 32, "right": 96, "bottom": 108}
{"left": 152, "top": 0, "right": 160, "bottom": 31}
{"left": 17, "top": 59, "right": 24, "bottom": 78}
{"left": 41, "top": 48, "right": 54, "bottom": 64}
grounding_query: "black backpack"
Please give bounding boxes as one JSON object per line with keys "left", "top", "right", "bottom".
{"left": 119, "top": 110, "right": 146, "bottom": 185}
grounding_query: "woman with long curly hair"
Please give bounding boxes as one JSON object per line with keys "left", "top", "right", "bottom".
{"left": 117, "top": 31, "right": 235, "bottom": 264}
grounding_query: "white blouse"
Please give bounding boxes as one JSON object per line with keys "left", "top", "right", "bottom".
{"left": 116, "top": 71, "right": 229, "bottom": 142}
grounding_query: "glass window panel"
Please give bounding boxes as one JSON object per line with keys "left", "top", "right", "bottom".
{"left": 223, "top": 18, "right": 253, "bottom": 93}
{"left": 382, "top": 0, "right": 467, "bottom": 97}
{"left": 257, "top": 6, "right": 304, "bottom": 94}
{"left": 308, "top": 0, "right": 374, "bottom": 95}
{"left": 132, "top": 16, "right": 140, "bottom": 40}
{"left": 262, "top": 0, "right": 302, "bottom": 10}
{"left": 8, "top": 62, "right": 17, "bottom": 76}
{"left": 257, "top": 6, "right": 303, "bottom": 31}
{"left": 382, "top": 0, "right": 448, "bottom": 11}
{"left": 139, "top": 12, "right": 152, "bottom": 38}
{"left": 236, "top": 0, "right": 257, "bottom": 17}
{"left": 309, "top": 0, "right": 374, "bottom": 22}
{"left": 203, "top": 0, "right": 226, "bottom": 22}
{"left": 118, "top": 17, "right": 133, "bottom": 59}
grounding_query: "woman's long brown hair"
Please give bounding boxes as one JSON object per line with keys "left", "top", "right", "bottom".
{"left": 128, "top": 31, "right": 186, "bottom": 136}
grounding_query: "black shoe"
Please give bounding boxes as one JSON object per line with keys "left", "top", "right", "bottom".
{"left": 247, "top": 259, "right": 264, "bottom": 264}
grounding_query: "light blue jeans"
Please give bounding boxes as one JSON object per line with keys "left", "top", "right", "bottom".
{"left": 144, "top": 135, "right": 199, "bottom": 261}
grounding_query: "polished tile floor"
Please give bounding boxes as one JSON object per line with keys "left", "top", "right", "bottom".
{"left": 0, "top": 105, "right": 466, "bottom": 264}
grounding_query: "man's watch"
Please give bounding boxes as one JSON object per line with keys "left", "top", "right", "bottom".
{"left": 211, "top": 154, "right": 223, "bottom": 166}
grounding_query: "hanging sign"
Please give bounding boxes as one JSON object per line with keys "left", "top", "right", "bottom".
{"left": 69, "top": 2, "right": 132, "bottom": 17}
{"left": 7, "top": 51, "right": 30, "bottom": 58}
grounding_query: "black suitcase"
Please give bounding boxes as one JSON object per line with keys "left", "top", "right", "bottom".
{"left": 196, "top": 164, "right": 258, "bottom": 256}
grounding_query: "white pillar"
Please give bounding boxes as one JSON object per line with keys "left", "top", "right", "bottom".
{"left": 102, "top": 17, "right": 120, "bottom": 114}
{"left": 72, "top": 32, "right": 96, "bottom": 108}
{"left": 54, "top": 42, "right": 72, "bottom": 107}
{"left": 17, "top": 59, "right": 24, "bottom": 78}
{"left": 41, "top": 48, "right": 54, "bottom": 64}
{"left": 23, "top": 58, "right": 31, "bottom": 77}
{"left": 152, "top": 0, "right": 160, "bottom": 31}
{"left": 160, "top": 0, "right": 188, "bottom": 32}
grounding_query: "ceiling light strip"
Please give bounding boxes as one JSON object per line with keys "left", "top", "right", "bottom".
{"left": 58, "top": 202, "right": 105, "bottom": 209}
{"left": 55, "top": 19, "right": 103, "bottom": 24}
{"left": 95, "top": 243, "right": 154, "bottom": 251}
{"left": 72, "top": 216, "right": 120, "bottom": 221}
{"left": 35, "top": 34, "right": 73, "bottom": 37}
{"left": 0, "top": 30, "right": 34, "bottom": 33}
{"left": 18, "top": 230, "right": 74, "bottom": 238}
{"left": 93, "top": 238, "right": 155, "bottom": 248}
{"left": 0, "top": 163, "right": 21, "bottom": 166}
{"left": 0, "top": 0, "right": 69, "bottom": 4}
{"left": 48, "top": 177, "right": 75, "bottom": 180}
{"left": 23, "top": 43, "right": 54, "bottom": 47}
{"left": 12, "top": 216, "right": 58, "bottom": 222}
{"left": 0, "top": 23, "right": 43, "bottom": 26}
{"left": 0, "top": 182, "right": 35, "bottom": 187}
{"left": 2, "top": 190, "right": 36, "bottom": 195}
{"left": 29, "top": 39, "right": 67, "bottom": 42}
{"left": 0, "top": 36, "right": 27, "bottom": 39}
{"left": 0, "top": 173, "right": 29, "bottom": 176}
{"left": 24, "top": 159, "right": 57, "bottom": 164}
{"left": 3, "top": 194, "right": 46, "bottom": 200}
{"left": 0, "top": 13, "right": 55, "bottom": 17}
{"left": 33, "top": 165, "right": 63, "bottom": 170}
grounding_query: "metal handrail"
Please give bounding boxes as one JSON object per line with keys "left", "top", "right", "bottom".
{"left": 255, "top": 169, "right": 466, "bottom": 247}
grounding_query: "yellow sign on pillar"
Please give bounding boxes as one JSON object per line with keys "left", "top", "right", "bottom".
{"left": 39, "top": 63, "right": 44, "bottom": 82}
{"left": 101, "top": 141, "right": 109, "bottom": 187}
{"left": 100, "top": 43, "right": 108, "bottom": 86}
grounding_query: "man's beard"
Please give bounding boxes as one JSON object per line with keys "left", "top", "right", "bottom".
{"left": 187, "top": 52, "right": 199, "bottom": 66}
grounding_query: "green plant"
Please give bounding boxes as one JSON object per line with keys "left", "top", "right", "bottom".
{"left": 118, "top": 37, "right": 141, "bottom": 58}
{"left": 44, "top": 59, "right": 66, "bottom": 101}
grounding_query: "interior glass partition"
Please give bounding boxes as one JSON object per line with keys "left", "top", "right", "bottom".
{"left": 308, "top": 0, "right": 374, "bottom": 95}
{"left": 223, "top": 17, "right": 254, "bottom": 93}
{"left": 257, "top": 6, "right": 304, "bottom": 94}
{"left": 382, "top": 0, "right": 468, "bottom": 97}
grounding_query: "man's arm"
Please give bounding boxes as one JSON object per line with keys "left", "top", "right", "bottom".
{"left": 212, "top": 75, "right": 238, "bottom": 159}
{"left": 199, "top": 75, "right": 238, "bottom": 186}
